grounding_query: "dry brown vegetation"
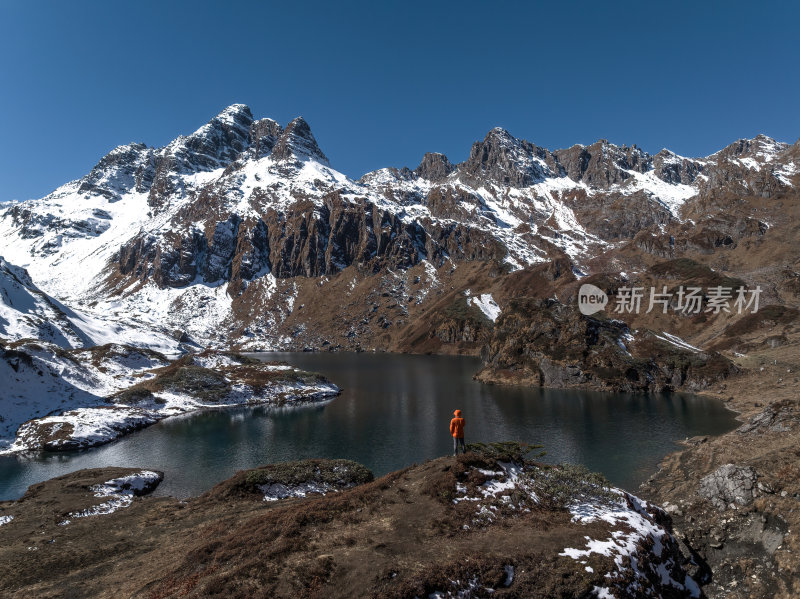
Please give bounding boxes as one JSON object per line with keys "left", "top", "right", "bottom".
{"left": 0, "top": 456, "right": 623, "bottom": 599}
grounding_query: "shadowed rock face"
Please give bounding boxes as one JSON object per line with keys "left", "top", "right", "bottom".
{"left": 653, "top": 149, "right": 705, "bottom": 185}
{"left": 414, "top": 152, "right": 455, "bottom": 182}
{"left": 110, "top": 192, "right": 508, "bottom": 292}
{"left": 475, "top": 297, "right": 736, "bottom": 393}
{"left": 248, "top": 118, "right": 283, "bottom": 159}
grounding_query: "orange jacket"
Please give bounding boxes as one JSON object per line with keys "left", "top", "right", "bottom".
{"left": 450, "top": 410, "right": 465, "bottom": 438}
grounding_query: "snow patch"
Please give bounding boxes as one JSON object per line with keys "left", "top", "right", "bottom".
{"left": 468, "top": 293, "right": 501, "bottom": 322}
{"left": 560, "top": 492, "right": 700, "bottom": 598}
{"left": 654, "top": 332, "right": 702, "bottom": 353}
{"left": 59, "top": 470, "right": 162, "bottom": 525}
{"left": 617, "top": 169, "right": 698, "bottom": 216}
{"left": 259, "top": 480, "right": 340, "bottom": 502}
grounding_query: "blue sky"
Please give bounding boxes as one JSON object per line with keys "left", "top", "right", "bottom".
{"left": 1, "top": 0, "right": 798, "bottom": 202}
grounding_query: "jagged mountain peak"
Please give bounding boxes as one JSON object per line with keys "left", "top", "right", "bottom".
{"left": 270, "top": 116, "right": 329, "bottom": 165}
{"left": 144, "top": 105, "right": 257, "bottom": 206}
{"left": 752, "top": 133, "right": 777, "bottom": 143}
{"left": 179, "top": 104, "right": 254, "bottom": 156}
{"left": 483, "top": 126, "right": 516, "bottom": 143}
{"left": 551, "top": 139, "right": 652, "bottom": 187}
{"left": 583, "top": 138, "right": 648, "bottom": 157}
{"left": 747, "top": 134, "right": 788, "bottom": 158}
{"left": 414, "top": 152, "right": 454, "bottom": 182}
{"left": 460, "top": 126, "right": 552, "bottom": 187}
{"left": 250, "top": 117, "right": 282, "bottom": 137}
{"left": 171, "top": 104, "right": 254, "bottom": 157}
{"left": 713, "top": 134, "right": 788, "bottom": 161}
{"left": 214, "top": 103, "right": 254, "bottom": 126}
{"left": 248, "top": 117, "right": 283, "bottom": 159}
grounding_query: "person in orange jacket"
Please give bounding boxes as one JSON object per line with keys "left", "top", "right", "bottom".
{"left": 450, "top": 409, "right": 466, "bottom": 455}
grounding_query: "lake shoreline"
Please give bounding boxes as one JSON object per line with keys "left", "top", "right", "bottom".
{"left": 0, "top": 342, "right": 340, "bottom": 457}
{"left": 637, "top": 351, "right": 800, "bottom": 597}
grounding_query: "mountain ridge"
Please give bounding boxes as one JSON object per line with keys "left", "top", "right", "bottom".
{"left": 0, "top": 104, "right": 796, "bottom": 355}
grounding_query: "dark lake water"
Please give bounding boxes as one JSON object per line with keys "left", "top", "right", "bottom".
{"left": 0, "top": 353, "right": 738, "bottom": 500}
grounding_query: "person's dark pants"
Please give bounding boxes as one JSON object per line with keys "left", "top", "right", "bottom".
{"left": 453, "top": 436, "right": 465, "bottom": 455}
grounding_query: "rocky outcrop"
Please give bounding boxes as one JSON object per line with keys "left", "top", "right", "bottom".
{"left": 552, "top": 140, "right": 651, "bottom": 188}
{"left": 475, "top": 298, "right": 736, "bottom": 392}
{"left": 567, "top": 188, "right": 673, "bottom": 240}
{"left": 414, "top": 152, "right": 455, "bottom": 181}
{"left": 640, "top": 393, "right": 800, "bottom": 599}
{"left": 459, "top": 131, "right": 656, "bottom": 191}
{"left": 699, "top": 464, "right": 762, "bottom": 510}
{"left": 738, "top": 399, "right": 800, "bottom": 435}
{"left": 270, "top": 116, "right": 329, "bottom": 164}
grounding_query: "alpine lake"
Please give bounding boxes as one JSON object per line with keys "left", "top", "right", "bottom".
{"left": 0, "top": 352, "right": 738, "bottom": 500}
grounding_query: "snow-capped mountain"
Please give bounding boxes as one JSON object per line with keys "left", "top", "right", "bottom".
{"left": 0, "top": 256, "right": 181, "bottom": 352}
{"left": 0, "top": 104, "right": 797, "bottom": 351}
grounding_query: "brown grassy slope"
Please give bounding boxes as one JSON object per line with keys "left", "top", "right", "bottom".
{"left": 0, "top": 458, "right": 627, "bottom": 599}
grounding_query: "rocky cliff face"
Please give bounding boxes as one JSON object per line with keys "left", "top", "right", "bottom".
{"left": 639, "top": 390, "right": 800, "bottom": 599}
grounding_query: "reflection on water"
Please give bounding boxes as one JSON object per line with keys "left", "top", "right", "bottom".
{"left": 0, "top": 352, "right": 738, "bottom": 500}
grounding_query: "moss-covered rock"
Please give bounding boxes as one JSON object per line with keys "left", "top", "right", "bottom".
{"left": 206, "top": 459, "right": 374, "bottom": 501}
